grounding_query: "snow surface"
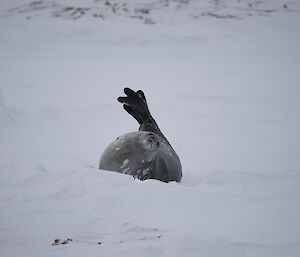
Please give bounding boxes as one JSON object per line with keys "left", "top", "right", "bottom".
{"left": 0, "top": 0, "right": 300, "bottom": 256}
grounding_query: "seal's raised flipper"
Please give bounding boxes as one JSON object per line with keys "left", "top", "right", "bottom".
{"left": 118, "top": 88, "right": 164, "bottom": 139}
{"left": 117, "top": 88, "right": 150, "bottom": 126}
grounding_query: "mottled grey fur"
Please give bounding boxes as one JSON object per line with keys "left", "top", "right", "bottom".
{"left": 99, "top": 88, "right": 182, "bottom": 183}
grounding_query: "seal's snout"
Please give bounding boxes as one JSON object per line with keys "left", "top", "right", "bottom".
{"left": 139, "top": 132, "right": 160, "bottom": 152}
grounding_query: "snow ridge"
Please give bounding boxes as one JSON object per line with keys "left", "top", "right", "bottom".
{"left": 4, "top": 0, "right": 300, "bottom": 23}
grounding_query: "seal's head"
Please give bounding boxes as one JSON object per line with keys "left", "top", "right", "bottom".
{"left": 99, "top": 131, "right": 161, "bottom": 179}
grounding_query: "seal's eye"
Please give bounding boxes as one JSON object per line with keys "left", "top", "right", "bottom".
{"left": 139, "top": 132, "right": 160, "bottom": 152}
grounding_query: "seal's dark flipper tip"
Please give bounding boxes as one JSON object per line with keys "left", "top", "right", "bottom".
{"left": 118, "top": 87, "right": 152, "bottom": 126}
{"left": 124, "top": 87, "right": 136, "bottom": 97}
{"left": 137, "top": 90, "right": 147, "bottom": 103}
{"left": 117, "top": 96, "right": 131, "bottom": 105}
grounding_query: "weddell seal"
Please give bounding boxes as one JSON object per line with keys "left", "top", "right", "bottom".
{"left": 99, "top": 88, "right": 182, "bottom": 183}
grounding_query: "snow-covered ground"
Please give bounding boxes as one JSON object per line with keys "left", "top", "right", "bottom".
{"left": 0, "top": 0, "right": 300, "bottom": 256}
